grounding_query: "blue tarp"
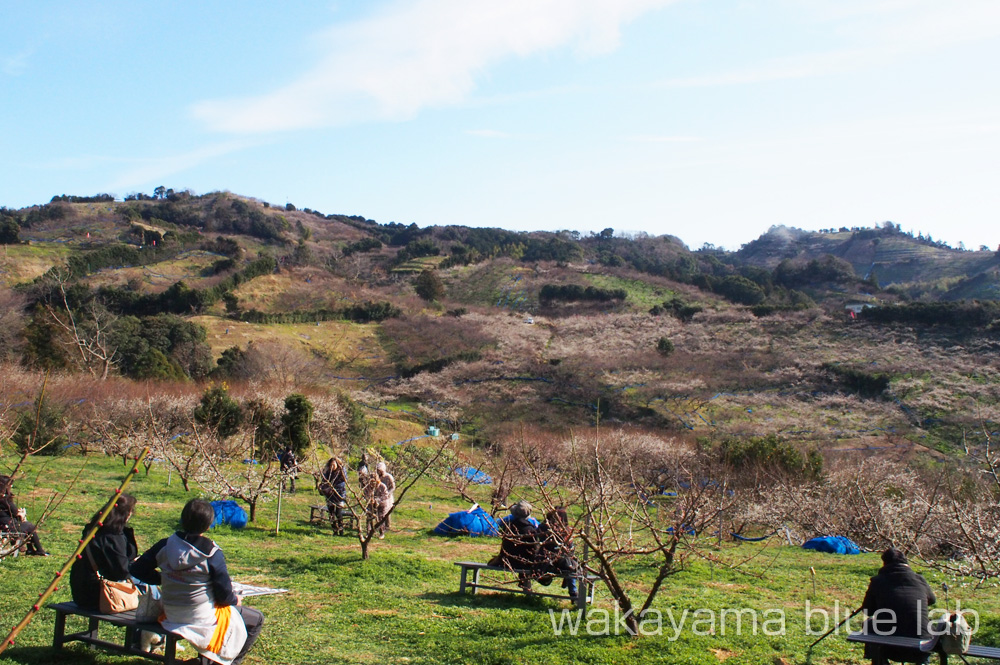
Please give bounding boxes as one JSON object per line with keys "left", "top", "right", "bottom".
{"left": 802, "top": 535, "right": 861, "bottom": 555}
{"left": 455, "top": 467, "right": 493, "bottom": 484}
{"left": 499, "top": 514, "right": 540, "bottom": 528}
{"left": 210, "top": 500, "right": 248, "bottom": 530}
{"left": 433, "top": 506, "right": 500, "bottom": 537}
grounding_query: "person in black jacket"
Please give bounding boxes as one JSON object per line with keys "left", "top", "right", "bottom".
{"left": 0, "top": 474, "right": 48, "bottom": 556}
{"left": 536, "top": 506, "right": 580, "bottom": 599}
{"left": 861, "top": 548, "right": 937, "bottom": 665}
{"left": 70, "top": 493, "right": 140, "bottom": 610}
{"left": 278, "top": 446, "right": 299, "bottom": 492}
{"left": 318, "top": 457, "right": 348, "bottom": 535}
{"left": 492, "top": 501, "right": 539, "bottom": 592}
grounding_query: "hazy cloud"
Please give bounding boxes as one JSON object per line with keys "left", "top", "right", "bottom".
{"left": 3, "top": 48, "right": 33, "bottom": 76}
{"left": 624, "top": 134, "right": 701, "bottom": 143}
{"left": 192, "top": 0, "right": 674, "bottom": 133}
{"left": 103, "top": 140, "right": 260, "bottom": 191}
{"left": 659, "top": 0, "right": 1000, "bottom": 88}
{"left": 465, "top": 129, "right": 516, "bottom": 138}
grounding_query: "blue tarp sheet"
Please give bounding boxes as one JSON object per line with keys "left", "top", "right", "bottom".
{"left": 499, "top": 514, "right": 540, "bottom": 528}
{"left": 802, "top": 535, "right": 861, "bottom": 555}
{"left": 433, "top": 506, "right": 500, "bottom": 537}
{"left": 455, "top": 467, "right": 493, "bottom": 484}
{"left": 210, "top": 500, "right": 248, "bottom": 530}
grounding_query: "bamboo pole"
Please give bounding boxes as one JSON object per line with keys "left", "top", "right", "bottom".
{"left": 0, "top": 447, "right": 149, "bottom": 655}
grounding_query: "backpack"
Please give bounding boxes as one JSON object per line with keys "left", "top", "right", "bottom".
{"left": 933, "top": 612, "right": 972, "bottom": 654}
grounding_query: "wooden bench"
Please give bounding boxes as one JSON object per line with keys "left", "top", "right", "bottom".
{"left": 847, "top": 630, "right": 1000, "bottom": 664}
{"left": 48, "top": 601, "right": 180, "bottom": 663}
{"left": 309, "top": 504, "right": 358, "bottom": 530}
{"left": 454, "top": 561, "right": 599, "bottom": 612}
{"left": 0, "top": 530, "right": 24, "bottom": 560}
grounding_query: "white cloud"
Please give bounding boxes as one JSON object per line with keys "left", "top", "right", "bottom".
{"left": 3, "top": 48, "right": 34, "bottom": 76}
{"left": 624, "top": 134, "right": 701, "bottom": 143}
{"left": 659, "top": 0, "right": 1000, "bottom": 88}
{"left": 102, "top": 140, "right": 260, "bottom": 191}
{"left": 465, "top": 129, "right": 515, "bottom": 138}
{"left": 191, "top": 0, "right": 674, "bottom": 133}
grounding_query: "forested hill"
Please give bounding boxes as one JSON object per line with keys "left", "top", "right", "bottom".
{"left": 735, "top": 223, "right": 1000, "bottom": 300}
{"left": 2, "top": 189, "right": 1000, "bottom": 459}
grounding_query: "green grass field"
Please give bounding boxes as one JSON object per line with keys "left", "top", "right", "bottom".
{"left": 2, "top": 453, "right": 999, "bottom": 665}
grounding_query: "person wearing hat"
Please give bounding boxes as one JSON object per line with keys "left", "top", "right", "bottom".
{"left": 491, "top": 500, "right": 539, "bottom": 592}
{"left": 860, "top": 548, "right": 936, "bottom": 665}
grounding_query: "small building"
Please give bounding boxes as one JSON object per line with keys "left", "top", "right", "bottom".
{"left": 845, "top": 302, "right": 875, "bottom": 318}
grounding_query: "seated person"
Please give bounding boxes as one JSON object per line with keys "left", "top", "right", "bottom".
{"left": 70, "top": 493, "right": 140, "bottom": 610}
{"left": 71, "top": 494, "right": 162, "bottom": 651}
{"left": 0, "top": 474, "right": 48, "bottom": 556}
{"left": 131, "top": 499, "right": 264, "bottom": 665}
{"left": 861, "top": 548, "right": 936, "bottom": 665}
{"left": 536, "top": 506, "right": 580, "bottom": 599}
{"left": 490, "top": 501, "right": 539, "bottom": 592}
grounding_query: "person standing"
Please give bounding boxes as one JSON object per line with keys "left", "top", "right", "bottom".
{"left": 318, "top": 457, "right": 348, "bottom": 535}
{"left": 278, "top": 446, "right": 299, "bottom": 493}
{"left": 375, "top": 462, "right": 395, "bottom": 538}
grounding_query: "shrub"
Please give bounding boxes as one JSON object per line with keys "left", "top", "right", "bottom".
{"left": 720, "top": 435, "right": 821, "bottom": 481}
{"left": 656, "top": 336, "right": 675, "bottom": 356}
{"left": 414, "top": 269, "right": 445, "bottom": 301}
{"left": 714, "top": 275, "right": 765, "bottom": 306}
{"left": 280, "top": 394, "right": 313, "bottom": 455}
{"left": 132, "top": 348, "right": 188, "bottom": 381}
{"left": 538, "top": 283, "right": 628, "bottom": 305}
{"left": 822, "top": 363, "right": 890, "bottom": 398}
{"left": 193, "top": 384, "right": 243, "bottom": 438}
{"left": 13, "top": 396, "right": 67, "bottom": 455}
{"left": 0, "top": 217, "right": 20, "bottom": 244}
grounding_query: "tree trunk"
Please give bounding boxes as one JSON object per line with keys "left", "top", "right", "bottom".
{"left": 248, "top": 500, "right": 257, "bottom": 522}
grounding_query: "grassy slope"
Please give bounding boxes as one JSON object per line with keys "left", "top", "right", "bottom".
{"left": 1, "top": 454, "right": 999, "bottom": 665}
{"left": 0, "top": 244, "right": 72, "bottom": 286}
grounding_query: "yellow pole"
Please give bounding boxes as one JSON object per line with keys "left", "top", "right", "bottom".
{"left": 0, "top": 447, "right": 149, "bottom": 655}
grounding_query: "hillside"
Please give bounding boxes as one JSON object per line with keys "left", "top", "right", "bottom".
{"left": 736, "top": 224, "right": 1000, "bottom": 299}
{"left": 1, "top": 191, "right": 999, "bottom": 459}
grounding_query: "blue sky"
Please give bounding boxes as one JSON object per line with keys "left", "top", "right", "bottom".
{"left": 2, "top": 0, "right": 999, "bottom": 250}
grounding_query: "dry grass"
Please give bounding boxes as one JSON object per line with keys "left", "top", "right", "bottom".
{"left": 0, "top": 243, "right": 72, "bottom": 285}
{"left": 191, "top": 315, "right": 390, "bottom": 371}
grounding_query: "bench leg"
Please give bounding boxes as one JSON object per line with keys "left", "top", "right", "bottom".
{"left": 86, "top": 617, "right": 101, "bottom": 648}
{"left": 471, "top": 567, "right": 480, "bottom": 595}
{"left": 124, "top": 624, "right": 138, "bottom": 650}
{"left": 459, "top": 566, "right": 468, "bottom": 594}
{"left": 164, "top": 634, "right": 177, "bottom": 665}
{"left": 53, "top": 611, "right": 67, "bottom": 649}
{"left": 575, "top": 579, "right": 587, "bottom": 613}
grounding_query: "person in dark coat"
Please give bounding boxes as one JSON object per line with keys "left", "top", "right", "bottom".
{"left": 861, "top": 548, "right": 937, "bottom": 665}
{"left": 70, "top": 493, "right": 140, "bottom": 610}
{"left": 318, "top": 457, "right": 348, "bottom": 535}
{"left": 536, "top": 506, "right": 580, "bottom": 599}
{"left": 491, "top": 501, "right": 539, "bottom": 592}
{"left": 0, "top": 474, "right": 48, "bottom": 556}
{"left": 278, "top": 446, "right": 299, "bottom": 492}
